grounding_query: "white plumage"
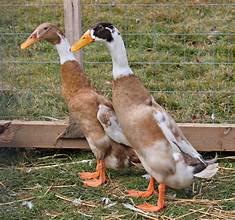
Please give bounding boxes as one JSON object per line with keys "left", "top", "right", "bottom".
{"left": 97, "top": 104, "right": 130, "bottom": 146}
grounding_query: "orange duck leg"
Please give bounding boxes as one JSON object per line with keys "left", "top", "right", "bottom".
{"left": 83, "top": 160, "right": 107, "bottom": 187}
{"left": 128, "top": 176, "right": 156, "bottom": 198}
{"left": 79, "top": 160, "right": 101, "bottom": 180}
{"left": 137, "top": 183, "right": 166, "bottom": 212}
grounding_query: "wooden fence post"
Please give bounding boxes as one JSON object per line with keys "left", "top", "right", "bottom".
{"left": 64, "top": 0, "right": 83, "bottom": 69}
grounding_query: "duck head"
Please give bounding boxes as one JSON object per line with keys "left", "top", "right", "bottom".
{"left": 71, "top": 22, "right": 121, "bottom": 52}
{"left": 71, "top": 22, "right": 132, "bottom": 79}
{"left": 21, "top": 22, "right": 64, "bottom": 49}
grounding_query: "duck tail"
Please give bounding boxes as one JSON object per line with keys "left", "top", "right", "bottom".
{"left": 194, "top": 154, "right": 218, "bottom": 179}
{"left": 194, "top": 163, "right": 218, "bottom": 179}
{"left": 205, "top": 153, "right": 218, "bottom": 164}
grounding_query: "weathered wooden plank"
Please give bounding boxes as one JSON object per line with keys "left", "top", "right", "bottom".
{"left": 0, "top": 120, "right": 234, "bottom": 151}
{"left": 64, "top": 0, "right": 83, "bottom": 68}
{"left": 0, "top": 120, "right": 89, "bottom": 149}
{"left": 178, "top": 123, "right": 235, "bottom": 151}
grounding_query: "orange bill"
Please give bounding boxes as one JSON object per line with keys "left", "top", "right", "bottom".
{"left": 20, "top": 34, "right": 39, "bottom": 49}
{"left": 70, "top": 30, "right": 94, "bottom": 52}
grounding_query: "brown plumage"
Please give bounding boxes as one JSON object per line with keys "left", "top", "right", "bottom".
{"left": 21, "top": 22, "right": 139, "bottom": 187}
{"left": 113, "top": 76, "right": 166, "bottom": 149}
{"left": 71, "top": 22, "right": 218, "bottom": 211}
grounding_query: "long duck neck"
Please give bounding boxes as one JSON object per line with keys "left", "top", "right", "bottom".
{"left": 106, "top": 34, "right": 133, "bottom": 80}
{"left": 55, "top": 36, "right": 76, "bottom": 65}
{"left": 55, "top": 36, "right": 91, "bottom": 102}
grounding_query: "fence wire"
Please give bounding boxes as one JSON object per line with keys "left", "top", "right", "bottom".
{"left": 0, "top": 0, "right": 234, "bottom": 123}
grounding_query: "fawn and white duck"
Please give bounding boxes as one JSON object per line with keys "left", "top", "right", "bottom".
{"left": 71, "top": 22, "right": 218, "bottom": 212}
{"left": 21, "top": 23, "right": 139, "bottom": 187}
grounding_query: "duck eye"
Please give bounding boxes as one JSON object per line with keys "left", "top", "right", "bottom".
{"left": 44, "top": 27, "right": 48, "bottom": 30}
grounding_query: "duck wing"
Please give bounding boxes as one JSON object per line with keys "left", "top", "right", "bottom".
{"left": 151, "top": 98, "right": 218, "bottom": 178}
{"left": 151, "top": 97, "right": 204, "bottom": 162}
{"left": 97, "top": 104, "right": 130, "bottom": 146}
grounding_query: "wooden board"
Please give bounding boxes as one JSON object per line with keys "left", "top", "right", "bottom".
{"left": 0, "top": 120, "right": 234, "bottom": 151}
{"left": 0, "top": 120, "right": 88, "bottom": 149}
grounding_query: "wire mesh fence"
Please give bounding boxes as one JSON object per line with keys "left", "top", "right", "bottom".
{"left": 0, "top": 0, "right": 234, "bottom": 123}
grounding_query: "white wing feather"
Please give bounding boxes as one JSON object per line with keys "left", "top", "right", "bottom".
{"left": 152, "top": 98, "right": 203, "bottom": 161}
{"left": 97, "top": 104, "right": 130, "bottom": 146}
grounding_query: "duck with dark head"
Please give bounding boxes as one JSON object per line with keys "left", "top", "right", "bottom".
{"left": 71, "top": 22, "right": 218, "bottom": 212}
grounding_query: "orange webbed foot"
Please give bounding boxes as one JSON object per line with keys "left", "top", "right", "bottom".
{"left": 137, "top": 203, "right": 164, "bottom": 212}
{"left": 84, "top": 177, "right": 106, "bottom": 187}
{"left": 79, "top": 160, "right": 101, "bottom": 180}
{"left": 128, "top": 176, "right": 155, "bottom": 198}
{"left": 137, "top": 183, "right": 166, "bottom": 212}
{"left": 83, "top": 160, "right": 106, "bottom": 187}
{"left": 127, "top": 189, "right": 156, "bottom": 198}
{"left": 79, "top": 171, "right": 99, "bottom": 180}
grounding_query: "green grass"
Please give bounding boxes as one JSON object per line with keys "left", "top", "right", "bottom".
{"left": 0, "top": 2, "right": 234, "bottom": 218}
{"left": 0, "top": 0, "right": 234, "bottom": 123}
{"left": 0, "top": 148, "right": 234, "bottom": 219}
